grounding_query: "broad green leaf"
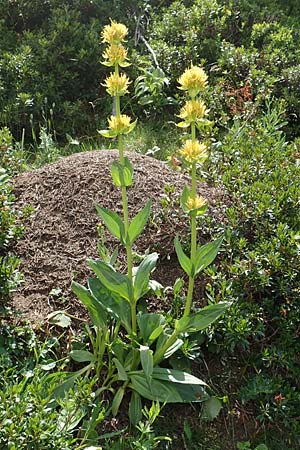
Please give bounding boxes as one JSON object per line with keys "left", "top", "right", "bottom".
{"left": 95, "top": 205, "right": 125, "bottom": 244}
{"left": 201, "top": 396, "right": 222, "bottom": 421}
{"left": 57, "top": 403, "right": 86, "bottom": 432}
{"left": 112, "top": 358, "right": 128, "bottom": 381}
{"left": 137, "top": 313, "right": 165, "bottom": 344}
{"left": 174, "top": 235, "right": 193, "bottom": 276}
{"left": 125, "top": 118, "right": 137, "bottom": 134}
{"left": 88, "top": 259, "right": 131, "bottom": 302}
{"left": 140, "top": 345, "right": 153, "bottom": 378}
{"left": 111, "top": 338, "right": 126, "bottom": 364}
{"left": 130, "top": 373, "right": 182, "bottom": 402}
{"left": 173, "top": 277, "right": 184, "bottom": 296}
{"left": 194, "top": 236, "right": 223, "bottom": 276}
{"left": 112, "top": 386, "right": 125, "bottom": 416}
{"left": 163, "top": 338, "right": 184, "bottom": 359}
{"left": 148, "top": 279, "right": 163, "bottom": 295}
{"left": 98, "top": 129, "right": 117, "bottom": 138}
{"left": 176, "top": 302, "right": 231, "bottom": 333}
{"left": 119, "top": 61, "right": 131, "bottom": 67}
{"left": 133, "top": 253, "right": 158, "bottom": 301}
{"left": 70, "top": 350, "right": 96, "bottom": 363}
{"left": 180, "top": 185, "right": 191, "bottom": 214}
{"left": 176, "top": 121, "right": 190, "bottom": 128}
{"left": 129, "top": 373, "right": 208, "bottom": 403}
{"left": 72, "top": 281, "right": 107, "bottom": 329}
{"left": 195, "top": 118, "right": 214, "bottom": 132}
{"left": 156, "top": 331, "right": 183, "bottom": 359}
{"left": 152, "top": 368, "right": 207, "bottom": 386}
{"left": 149, "top": 325, "right": 164, "bottom": 343}
{"left": 171, "top": 382, "right": 209, "bottom": 402}
{"left": 88, "top": 278, "right": 131, "bottom": 333}
{"left": 128, "top": 200, "right": 151, "bottom": 245}
{"left": 47, "top": 310, "right": 71, "bottom": 328}
{"left": 52, "top": 365, "right": 92, "bottom": 399}
{"left": 128, "top": 391, "right": 142, "bottom": 427}
{"left": 110, "top": 157, "right": 133, "bottom": 187}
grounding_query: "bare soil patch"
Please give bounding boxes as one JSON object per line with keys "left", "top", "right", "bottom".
{"left": 12, "top": 150, "right": 225, "bottom": 324}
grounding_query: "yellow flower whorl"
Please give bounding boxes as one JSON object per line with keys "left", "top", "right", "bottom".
{"left": 102, "top": 73, "right": 130, "bottom": 96}
{"left": 186, "top": 195, "right": 207, "bottom": 211}
{"left": 180, "top": 139, "right": 208, "bottom": 164}
{"left": 102, "top": 44, "right": 128, "bottom": 65}
{"left": 178, "top": 99, "right": 208, "bottom": 124}
{"left": 101, "top": 20, "right": 128, "bottom": 44}
{"left": 108, "top": 114, "right": 132, "bottom": 134}
{"left": 178, "top": 65, "right": 208, "bottom": 97}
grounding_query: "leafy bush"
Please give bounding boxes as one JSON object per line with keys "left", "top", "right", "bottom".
{"left": 201, "top": 99, "right": 300, "bottom": 442}
{"left": 0, "top": 168, "right": 23, "bottom": 300}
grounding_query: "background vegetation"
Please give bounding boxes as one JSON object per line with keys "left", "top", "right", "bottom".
{"left": 1, "top": 1, "right": 300, "bottom": 449}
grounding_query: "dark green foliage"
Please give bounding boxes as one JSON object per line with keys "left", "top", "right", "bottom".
{"left": 0, "top": 0, "right": 140, "bottom": 141}
{"left": 143, "top": 0, "right": 300, "bottom": 138}
{"left": 0, "top": 166, "right": 23, "bottom": 300}
{"left": 202, "top": 100, "right": 300, "bottom": 442}
{"left": 0, "top": 325, "right": 97, "bottom": 450}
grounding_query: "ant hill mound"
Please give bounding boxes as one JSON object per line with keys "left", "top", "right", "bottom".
{"left": 12, "top": 150, "right": 225, "bottom": 324}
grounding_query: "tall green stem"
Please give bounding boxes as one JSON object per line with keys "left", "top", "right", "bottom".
{"left": 114, "top": 64, "right": 135, "bottom": 334}
{"left": 153, "top": 330, "right": 180, "bottom": 366}
{"left": 184, "top": 122, "right": 197, "bottom": 317}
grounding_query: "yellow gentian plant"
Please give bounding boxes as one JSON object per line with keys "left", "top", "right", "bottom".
{"left": 71, "top": 23, "right": 231, "bottom": 425}
{"left": 175, "top": 64, "right": 220, "bottom": 317}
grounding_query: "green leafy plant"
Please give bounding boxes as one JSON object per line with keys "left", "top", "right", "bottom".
{"left": 237, "top": 442, "right": 268, "bottom": 450}
{"left": 0, "top": 168, "right": 23, "bottom": 300}
{"left": 67, "top": 21, "right": 231, "bottom": 425}
{"left": 134, "top": 65, "right": 176, "bottom": 116}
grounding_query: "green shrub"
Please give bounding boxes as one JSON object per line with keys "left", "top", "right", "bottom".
{"left": 0, "top": 167, "right": 23, "bottom": 300}
{"left": 201, "top": 99, "right": 300, "bottom": 440}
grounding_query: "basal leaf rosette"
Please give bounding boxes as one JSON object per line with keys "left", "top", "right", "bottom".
{"left": 178, "top": 65, "right": 208, "bottom": 98}
{"left": 102, "top": 73, "right": 131, "bottom": 96}
{"left": 101, "top": 20, "right": 128, "bottom": 45}
{"left": 179, "top": 139, "right": 208, "bottom": 165}
{"left": 99, "top": 114, "right": 137, "bottom": 138}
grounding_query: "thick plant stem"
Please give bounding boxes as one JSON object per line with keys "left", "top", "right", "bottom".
{"left": 184, "top": 123, "right": 197, "bottom": 317}
{"left": 114, "top": 67, "right": 135, "bottom": 334}
{"left": 153, "top": 330, "right": 180, "bottom": 366}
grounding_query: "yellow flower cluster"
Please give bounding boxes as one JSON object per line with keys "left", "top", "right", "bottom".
{"left": 108, "top": 114, "right": 132, "bottom": 134}
{"left": 178, "top": 65, "right": 208, "bottom": 98}
{"left": 180, "top": 139, "right": 207, "bottom": 164}
{"left": 186, "top": 195, "right": 207, "bottom": 211}
{"left": 102, "top": 73, "right": 130, "bottom": 96}
{"left": 101, "top": 21, "right": 130, "bottom": 97}
{"left": 101, "top": 20, "right": 128, "bottom": 44}
{"left": 178, "top": 99, "right": 208, "bottom": 125}
{"left": 102, "top": 44, "right": 128, "bottom": 66}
